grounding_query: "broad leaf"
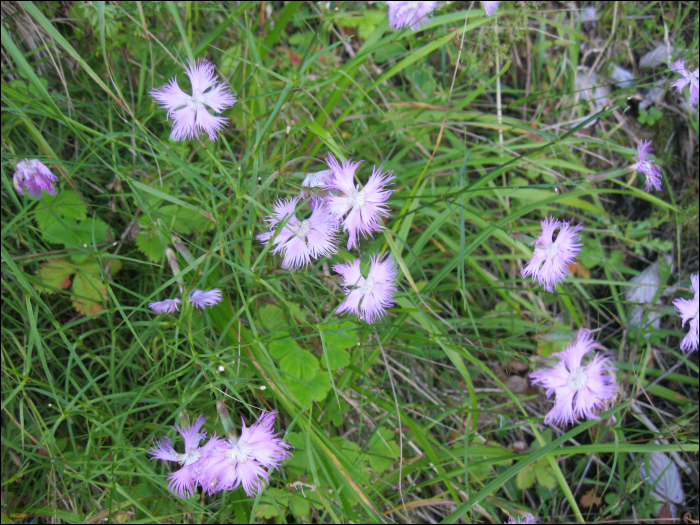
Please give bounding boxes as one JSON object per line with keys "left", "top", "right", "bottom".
{"left": 260, "top": 304, "right": 288, "bottom": 331}
{"left": 35, "top": 258, "right": 75, "bottom": 293}
{"left": 135, "top": 229, "right": 166, "bottom": 261}
{"left": 34, "top": 190, "right": 86, "bottom": 231}
{"left": 367, "top": 428, "right": 400, "bottom": 474}
{"left": 287, "top": 371, "right": 330, "bottom": 406}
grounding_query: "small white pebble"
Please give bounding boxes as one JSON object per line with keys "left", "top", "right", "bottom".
{"left": 218, "top": 365, "right": 224, "bottom": 372}
{"left": 259, "top": 385, "right": 266, "bottom": 390}
{"left": 83, "top": 244, "right": 88, "bottom": 248}
{"left": 48, "top": 403, "right": 52, "bottom": 407}
{"left": 112, "top": 242, "right": 117, "bottom": 246}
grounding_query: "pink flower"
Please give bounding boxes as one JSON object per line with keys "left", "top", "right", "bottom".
{"left": 483, "top": 1, "right": 501, "bottom": 17}
{"left": 521, "top": 217, "right": 583, "bottom": 292}
{"left": 257, "top": 197, "right": 338, "bottom": 270}
{"left": 300, "top": 168, "right": 334, "bottom": 201}
{"left": 197, "top": 411, "right": 292, "bottom": 497}
{"left": 530, "top": 329, "right": 618, "bottom": 426}
{"left": 325, "top": 154, "right": 395, "bottom": 250}
{"left": 189, "top": 288, "right": 223, "bottom": 309}
{"left": 387, "top": 1, "right": 438, "bottom": 30}
{"left": 333, "top": 254, "right": 398, "bottom": 324}
{"left": 669, "top": 59, "right": 699, "bottom": 106}
{"left": 149, "top": 414, "right": 224, "bottom": 498}
{"left": 633, "top": 140, "right": 663, "bottom": 192}
{"left": 150, "top": 59, "right": 236, "bottom": 142}
{"left": 673, "top": 273, "right": 699, "bottom": 352}
{"left": 149, "top": 298, "right": 182, "bottom": 314}
{"left": 13, "top": 159, "right": 58, "bottom": 197}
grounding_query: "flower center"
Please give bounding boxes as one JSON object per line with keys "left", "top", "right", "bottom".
{"left": 348, "top": 188, "right": 367, "bottom": 208}
{"left": 180, "top": 448, "right": 202, "bottom": 466}
{"left": 567, "top": 367, "right": 588, "bottom": 392}
{"left": 187, "top": 91, "right": 206, "bottom": 110}
{"left": 292, "top": 219, "right": 311, "bottom": 239}
{"left": 544, "top": 241, "right": 560, "bottom": 259}
{"left": 228, "top": 442, "right": 253, "bottom": 465}
{"left": 358, "top": 276, "right": 375, "bottom": 294}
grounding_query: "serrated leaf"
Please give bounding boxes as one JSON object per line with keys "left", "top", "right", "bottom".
{"left": 367, "top": 428, "right": 399, "bottom": 473}
{"left": 287, "top": 371, "right": 330, "bottom": 406}
{"left": 35, "top": 258, "right": 75, "bottom": 293}
{"left": 260, "top": 304, "right": 288, "bottom": 331}
{"left": 323, "top": 321, "right": 357, "bottom": 349}
{"left": 42, "top": 217, "right": 110, "bottom": 253}
{"left": 158, "top": 204, "right": 210, "bottom": 235}
{"left": 135, "top": 229, "right": 166, "bottom": 261}
{"left": 280, "top": 347, "right": 318, "bottom": 380}
{"left": 516, "top": 464, "right": 536, "bottom": 490}
{"left": 71, "top": 260, "right": 107, "bottom": 316}
{"left": 35, "top": 190, "right": 87, "bottom": 231}
{"left": 534, "top": 463, "right": 557, "bottom": 488}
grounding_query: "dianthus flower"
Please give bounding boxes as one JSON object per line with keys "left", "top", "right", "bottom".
{"left": 669, "top": 59, "right": 699, "bottom": 106}
{"left": 530, "top": 329, "right": 618, "bottom": 426}
{"left": 325, "top": 154, "right": 394, "bottom": 249}
{"left": 149, "top": 298, "right": 182, "bottom": 314}
{"left": 300, "top": 168, "right": 333, "bottom": 201}
{"left": 633, "top": 140, "right": 663, "bottom": 192}
{"left": 333, "top": 254, "right": 398, "bottom": 324}
{"left": 257, "top": 197, "right": 338, "bottom": 270}
{"left": 13, "top": 159, "right": 58, "bottom": 197}
{"left": 149, "top": 414, "right": 224, "bottom": 498}
{"left": 197, "top": 411, "right": 293, "bottom": 497}
{"left": 483, "top": 1, "right": 501, "bottom": 17}
{"left": 521, "top": 217, "right": 583, "bottom": 292}
{"left": 189, "top": 288, "right": 223, "bottom": 309}
{"left": 673, "top": 273, "right": 699, "bottom": 352}
{"left": 386, "top": 1, "right": 438, "bottom": 31}
{"left": 150, "top": 59, "right": 236, "bottom": 142}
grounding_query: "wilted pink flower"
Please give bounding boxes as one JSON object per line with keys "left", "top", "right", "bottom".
{"left": 633, "top": 140, "right": 663, "bottom": 192}
{"left": 387, "top": 1, "right": 438, "bottom": 30}
{"left": 150, "top": 59, "right": 236, "bottom": 142}
{"left": 189, "top": 288, "right": 223, "bottom": 309}
{"left": 483, "top": 1, "right": 501, "bottom": 16}
{"left": 197, "top": 411, "right": 292, "bottom": 497}
{"left": 669, "top": 59, "right": 699, "bottom": 106}
{"left": 333, "top": 254, "right": 398, "bottom": 323}
{"left": 530, "top": 329, "right": 618, "bottom": 426}
{"left": 257, "top": 197, "right": 338, "bottom": 270}
{"left": 521, "top": 217, "right": 583, "bottom": 292}
{"left": 13, "top": 159, "right": 58, "bottom": 197}
{"left": 149, "top": 298, "right": 182, "bottom": 314}
{"left": 673, "top": 273, "right": 699, "bottom": 352}
{"left": 325, "top": 154, "right": 394, "bottom": 249}
{"left": 149, "top": 414, "right": 224, "bottom": 498}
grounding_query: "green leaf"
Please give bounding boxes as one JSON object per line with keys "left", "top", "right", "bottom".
{"left": 534, "top": 463, "right": 557, "bottom": 489}
{"left": 280, "top": 347, "right": 319, "bottom": 380}
{"left": 269, "top": 337, "right": 297, "bottom": 359}
{"left": 71, "top": 260, "right": 107, "bottom": 316}
{"left": 323, "top": 321, "right": 357, "bottom": 349}
{"left": 323, "top": 345, "right": 351, "bottom": 370}
{"left": 287, "top": 371, "right": 331, "bottom": 406}
{"left": 516, "top": 464, "right": 536, "bottom": 490}
{"left": 367, "top": 428, "right": 400, "bottom": 474}
{"left": 135, "top": 230, "right": 166, "bottom": 261}
{"left": 34, "top": 190, "right": 87, "bottom": 231}
{"left": 260, "top": 304, "right": 288, "bottom": 331}
{"left": 159, "top": 204, "right": 211, "bottom": 235}
{"left": 35, "top": 258, "right": 75, "bottom": 293}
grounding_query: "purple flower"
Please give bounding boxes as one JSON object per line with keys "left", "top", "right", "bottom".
{"left": 149, "top": 298, "right": 182, "bottom": 314}
{"left": 189, "top": 288, "right": 223, "bottom": 309}
{"left": 300, "top": 168, "right": 333, "bottom": 201}
{"left": 13, "top": 159, "right": 58, "bottom": 197}
{"left": 149, "top": 414, "right": 224, "bottom": 498}
{"left": 333, "top": 254, "right": 398, "bottom": 324}
{"left": 633, "top": 140, "right": 663, "bottom": 192}
{"left": 257, "top": 197, "right": 338, "bottom": 270}
{"left": 673, "top": 273, "right": 699, "bottom": 352}
{"left": 483, "top": 1, "right": 501, "bottom": 17}
{"left": 521, "top": 217, "right": 583, "bottom": 292}
{"left": 387, "top": 1, "right": 438, "bottom": 31}
{"left": 150, "top": 59, "right": 237, "bottom": 142}
{"left": 530, "top": 329, "right": 618, "bottom": 426}
{"left": 669, "top": 59, "right": 699, "bottom": 106}
{"left": 197, "top": 411, "right": 292, "bottom": 497}
{"left": 325, "top": 154, "right": 394, "bottom": 250}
